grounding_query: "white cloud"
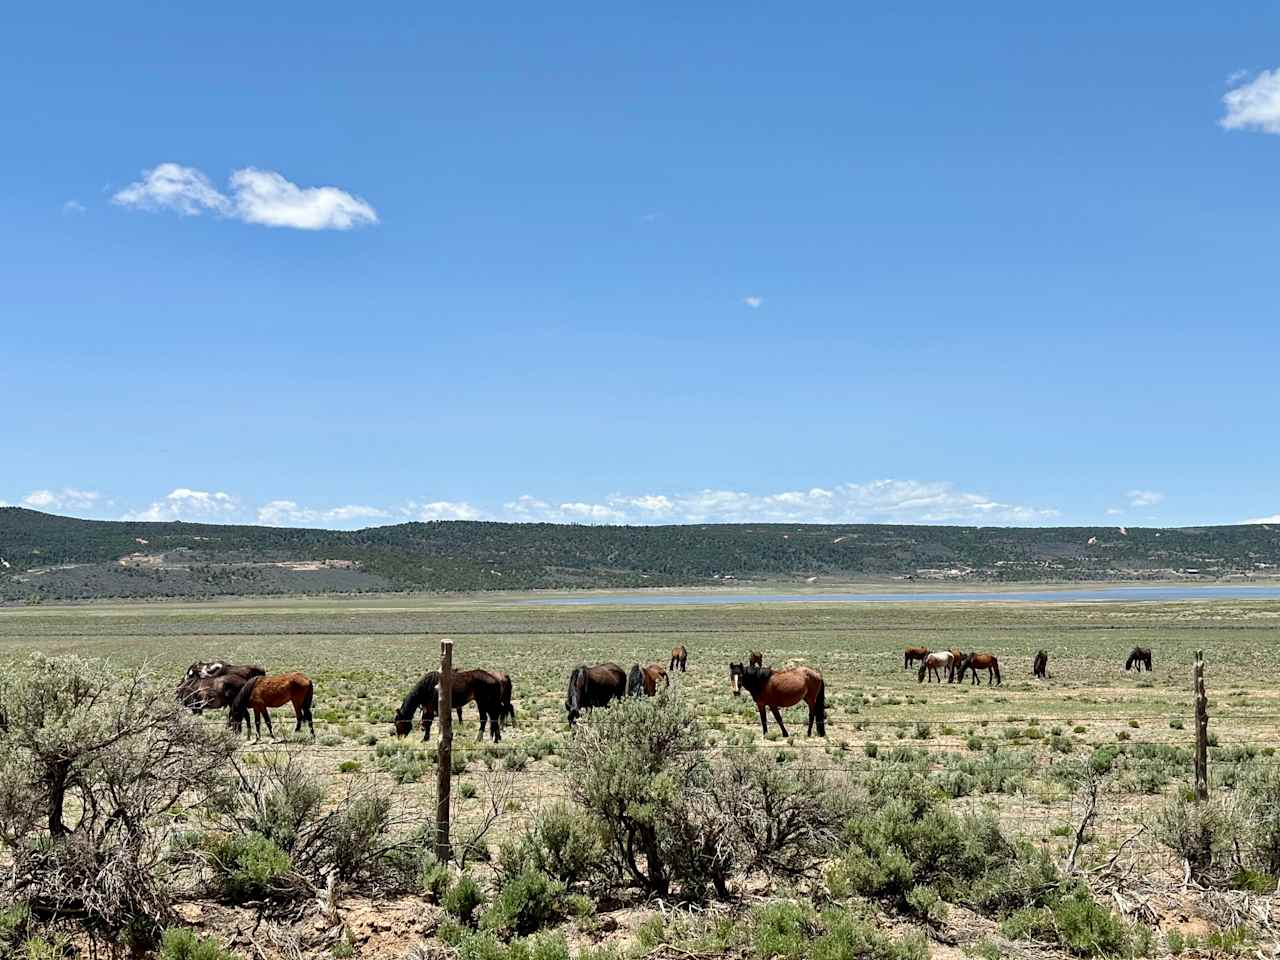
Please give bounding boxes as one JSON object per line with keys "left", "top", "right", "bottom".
{"left": 22, "top": 488, "right": 102, "bottom": 512}
{"left": 743, "top": 296, "right": 763, "bottom": 309}
{"left": 1222, "top": 68, "right": 1280, "bottom": 134}
{"left": 404, "top": 500, "right": 486, "bottom": 522}
{"left": 122, "top": 488, "right": 239, "bottom": 522}
{"left": 257, "top": 500, "right": 390, "bottom": 527}
{"left": 61, "top": 200, "right": 85, "bottom": 215}
{"left": 1127, "top": 489, "right": 1164, "bottom": 508}
{"left": 1105, "top": 508, "right": 1123, "bottom": 516}
{"left": 113, "top": 163, "right": 378, "bottom": 230}
{"left": 500, "top": 480, "right": 1058, "bottom": 526}
{"left": 1244, "top": 514, "right": 1280, "bottom": 525}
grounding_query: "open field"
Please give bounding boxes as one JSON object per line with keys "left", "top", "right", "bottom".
{"left": 4, "top": 592, "right": 1279, "bottom": 853}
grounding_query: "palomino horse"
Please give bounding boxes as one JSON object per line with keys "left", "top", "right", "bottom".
{"left": 958, "top": 652, "right": 1002, "bottom": 685}
{"left": 394, "top": 670, "right": 506, "bottom": 742}
{"left": 729, "top": 662, "right": 826, "bottom": 737}
{"left": 1032, "top": 650, "right": 1049, "bottom": 680}
{"left": 229, "top": 673, "right": 315, "bottom": 741}
{"left": 627, "top": 663, "right": 669, "bottom": 697}
{"left": 1125, "top": 647, "right": 1153, "bottom": 672}
{"left": 917, "top": 651, "right": 953, "bottom": 684}
{"left": 749, "top": 651, "right": 763, "bottom": 668}
{"left": 566, "top": 663, "right": 628, "bottom": 726}
{"left": 669, "top": 645, "right": 689, "bottom": 672}
{"left": 176, "top": 661, "right": 265, "bottom": 714}
{"left": 903, "top": 647, "right": 930, "bottom": 670}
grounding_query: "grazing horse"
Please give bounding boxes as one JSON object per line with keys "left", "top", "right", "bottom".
{"left": 917, "top": 651, "right": 953, "bottom": 684}
{"left": 958, "top": 653, "right": 1002, "bottom": 686}
{"left": 903, "top": 647, "right": 930, "bottom": 670}
{"left": 627, "top": 663, "right": 669, "bottom": 697}
{"left": 177, "top": 661, "right": 264, "bottom": 713}
{"left": 394, "top": 670, "right": 506, "bottom": 742}
{"left": 1032, "top": 650, "right": 1049, "bottom": 680}
{"left": 566, "top": 663, "right": 628, "bottom": 726}
{"left": 229, "top": 673, "right": 315, "bottom": 741}
{"left": 749, "top": 651, "right": 763, "bottom": 668}
{"left": 1125, "top": 647, "right": 1153, "bottom": 672}
{"left": 729, "top": 662, "right": 826, "bottom": 737}
{"left": 488, "top": 669, "right": 516, "bottom": 726}
{"left": 669, "top": 645, "right": 688, "bottom": 673}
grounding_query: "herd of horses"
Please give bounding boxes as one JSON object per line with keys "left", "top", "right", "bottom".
{"left": 173, "top": 642, "right": 1157, "bottom": 744}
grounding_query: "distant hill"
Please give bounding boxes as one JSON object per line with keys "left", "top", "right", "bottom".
{"left": 2, "top": 507, "right": 1279, "bottom": 602}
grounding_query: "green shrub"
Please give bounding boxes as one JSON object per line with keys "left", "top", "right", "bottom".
{"left": 159, "top": 928, "right": 239, "bottom": 960}
{"left": 445, "top": 873, "right": 485, "bottom": 926}
{"left": 524, "top": 801, "right": 604, "bottom": 885}
{"left": 1152, "top": 793, "right": 1238, "bottom": 883}
{"left": 208, "top": 833, "right": 295, "bottom": 901}
{"left": 748, "top": 902, "right": 924, "bottom": 960}
{"left": 480, "top": 868, "right": 566, "bottom": 938}
{"left": 1001, "top": 890, "right": 1147, "bottom": 958}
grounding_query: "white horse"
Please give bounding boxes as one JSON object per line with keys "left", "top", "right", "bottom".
{"left": 917, "top": 650, "right": 953, "bottom": 684}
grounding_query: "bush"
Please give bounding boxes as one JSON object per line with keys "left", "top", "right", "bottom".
{"left": 481, "top": 868, "right": 566, "bottom": 938}
{"left": 1236, "top": 765, "right": 1280, "bottom": 875}
{"left": 445, "top": 873, "right": 485, "bottom": 926}
{"left": 749, "top": 901, "right": 925, "bottom": 960}
{"left": 1152, "top": 792, "right": 1238, "bottom": 884}
{"left": 159, "top": 928, "right": 239, "bottom": 960}
{"left": 208, "top": 833, "right": 295, "bottom": 901}
{"left": 1001, "top": 889, "right": 1148, "bottom": 957}
{"left": 523, "top": 802, "right": 604, "bottom": 885}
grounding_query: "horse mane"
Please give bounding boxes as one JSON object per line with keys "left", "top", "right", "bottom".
{"left": 229, "top": 674, "right": 261, "bottom": 720}
{"left": 397, "top": 672, "right": 438, "bottom": 722}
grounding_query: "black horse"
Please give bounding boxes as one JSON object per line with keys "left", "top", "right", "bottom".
{"left": 393, "top": 669, "right": 506, "bottom": 742}
{"left": 565, "top": 663, "right": 627, "bottom": 726}
{"left": 176, "top": 661, "right": 265, "bottom": 714}
{"left": 1125, "top": 647, "right": 1153, "bottom": 672}
{"left": 1032, "top": 650, "right": 1050, "bottom": 680}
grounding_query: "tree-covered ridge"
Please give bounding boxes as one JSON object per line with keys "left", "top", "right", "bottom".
{"left": 2, "top": 506, "right": 1279, "bottom": 599}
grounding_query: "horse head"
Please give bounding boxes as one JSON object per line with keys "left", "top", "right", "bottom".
{"left": 728, "top": 662, "right": 746, "bottom": 696}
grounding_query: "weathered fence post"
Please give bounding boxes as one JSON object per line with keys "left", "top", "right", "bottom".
{"left": 436, "top": 638, "right": 454, "bottom": 860}
{"left": 1194, "top": 649, "right": 1209, "bottom": 802}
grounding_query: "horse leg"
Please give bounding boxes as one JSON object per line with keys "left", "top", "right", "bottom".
{"left": 757, "top": 704, "right": 768, "bottom": 736}
{"left": 770, "top": 705, "right": 789, "bottom": 738}
{"left": 263, "top": 709, "right": 275, "bottom": 740}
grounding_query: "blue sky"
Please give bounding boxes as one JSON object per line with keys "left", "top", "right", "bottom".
{"left": 4, "top": 3, "right": 1279, "bottom": 528}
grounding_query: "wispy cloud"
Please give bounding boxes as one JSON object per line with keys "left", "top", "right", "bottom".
{"left": 22, "top": 488, "right": 102, "bottom": 511}
{"left": 1127, "top": 489, "right": 1164, "bottom": 508}
{"left": 112, "top": 163, "right": 378, "bottom": 230}
{"left": 743, "top": 296, "right": 764, "bottom": 309}
{"left": 1244, "top": 514, "right": 1280, "bottom": 525}
{"left": 121, "top": 488, "right": 239, "bottom": 522}
{"left": 61, "top": 200, "right": 86, "bottom": 215}
{"left": 1222, "top": 67, "right": 1280, "bottom": 134}
{"left": 257, "top": 501, "right": 390, "bottom": 527}
{"left": 403, "top": 500, "right": 486, "bottom": 521}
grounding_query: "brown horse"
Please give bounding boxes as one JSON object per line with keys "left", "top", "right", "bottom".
{"left": 669, "top": 645, "right": 688, "bottom": 672}
{"left": 176, "top": 661, "right": 265, "bottom": 713}
{"left": 903, "top": 647, "right": 929, "bottom": 670}
{"left": 627, "top": 663, "right": 669, "bottom": 697}
{"left": 917, "top": 651, "right": 953, "bottom": 684}
{"left": 566, "top": 663, "right": 628, "bottom": 726}
{"left": 728, "top": 662, "right": 826, "bottom": 737}
{"left": 749, "top": 651, "right": 763, "bottom": 668}
{"left": 229, "top": 673, "right": 315, "bottom": 741}
{"left": 1125, "top": 647, "right": 1153, "bottom": 672}
{"left": 1032, "top": 650, "right": 1049, "bottom": 680}
{"left": 958, "top": 653, "right": 1002, "bottom": 685}
{"left": 488, "top": 669, "right": 516, "bottom": 726}
{"left": 394, "top": 670, "right": 506, "bottom": 742}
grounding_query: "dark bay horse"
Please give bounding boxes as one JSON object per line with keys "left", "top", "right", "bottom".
{"left": 395, "top": 670, "right": 506, "bottom": 742}
{"left": 1125, "top": 647, "right": 1153, "bottom": 672}
{"left": 958, "top": 652, "right": 1002, "bottom": 685}
{"left": 488, "top": 669, "right": 516, "bottom": 726}
{"left": 229, "top": 673, "right": 314, "bottom": 741}
{"left": 627, "top": 663, "right": 669, "bottom": 697}
{"left": 566, "top": 663, "right": 627, "bottom": 726}
{"left": 177, "top": 661, "right": 265, "bottom": 713}
{"left": 729, "top": 662, "right": 826, "bottom": 737}
{"left": 903, "top": 647, "right": 930, "bottom": 670}
{"left": 1032, "top": 650, "right": 1049, "bottom": 680}
{"left": 669, "top": 645, "right": 688, "bottom": 672}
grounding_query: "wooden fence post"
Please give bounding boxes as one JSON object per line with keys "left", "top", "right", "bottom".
{"left": 1194, "top": 649, "right": 1209, "bottom": 802}
{"left": 436, "top": 638, "right": 454, "bottom": 860}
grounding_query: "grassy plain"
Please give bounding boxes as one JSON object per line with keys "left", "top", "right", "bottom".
{"left": 2, "top": 591, "right": 1278, "bottom": 855}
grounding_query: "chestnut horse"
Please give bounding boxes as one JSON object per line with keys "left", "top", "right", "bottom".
{"left": 566, "top": 663, "right": 628, "bottom": 726}
{"left": 669, "top": 645, "right": 688, "bottom": 672}
{"left": 903, "top": 647, "right": 930, "bottom": 670}
{"left": 728, "top": 662, "right": 826, "bottom": 737}
{"left": 627, "top": 663, "right": 670, "bottom": 697}
{"left": 1125, "top": 647, "right": 1153, "bottom": 672}
{"left": 1032, "top": 650, "right": 1049, "bottom": 680}
{"left": 917, "top": 651, "right": 953, "bottom": 684}
{"left": 958, "top": 653, "right": 1002, "bottom": 685}
{"left": 229, "top": 673, "right": 314, "bottom": 741}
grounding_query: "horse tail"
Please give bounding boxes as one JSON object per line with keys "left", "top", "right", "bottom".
{"left": 917, "top": 663, "right": 926, "bottom": 683}
{"left": 627, "top": 664, "right": 644, "bottom": 697}
{"left": 301, "top": 677, "right": 315, "bottom": 719}
{"left": 230, "top": 675, "right": 259, "bottom": 723}
{"left": 815, "top": 678, "right": 827, "bottom": 734}
{"left": 992, "top": 657, "right": 1002, "bottom": 684}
